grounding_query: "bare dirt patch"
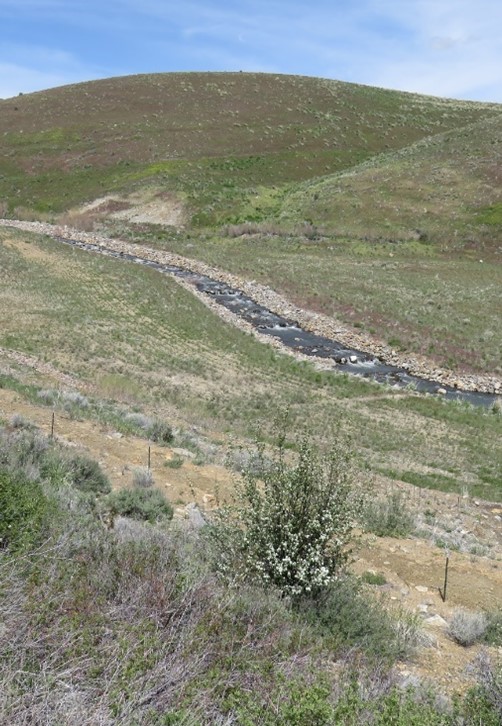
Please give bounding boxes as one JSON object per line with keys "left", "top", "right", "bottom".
{"left": 354, "top": 535, "right": 502, "bottom": 693}
{"left": 2, "top": 235, "right": 54, "bottom": 264}
{"left": 0, "top": 387, "right": 234, "bottom": 511}
{"left": 78, "top": 189, "right": 185, "bottom": 227}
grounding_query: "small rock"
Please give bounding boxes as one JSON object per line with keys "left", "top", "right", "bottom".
{"left": 425, "top": 614, "right": 448, "bottom": 628}
{"left": 415, "top": 585, "right": 429, "bottom": 593}
{"left": 185, "top": 503, "right": 206, "bottom": 530}
{"left": 349, "top": 355, "right": 358, "bottom": 363}
{"left": 171, "top": 447, "right": 196, "bottom": 459}
{"left": 400, "top": 674, "right": 422, "bottom": 689}
{"left": 437, "top": 387, "right": 447, "bottom": 395}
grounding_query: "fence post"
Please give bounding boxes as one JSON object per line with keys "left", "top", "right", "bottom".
{"left": 440, "top": 551, "right": 449, "bottom": 602}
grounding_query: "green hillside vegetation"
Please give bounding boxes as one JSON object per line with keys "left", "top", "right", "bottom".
{"left": 278, "top": 113, "right": 502, "bottom": 251}
{"left": 0, "top": 72, "right": 500, "bottom": 225}
{"left": 1, "top": 73, "right": 501, "bottom": 374}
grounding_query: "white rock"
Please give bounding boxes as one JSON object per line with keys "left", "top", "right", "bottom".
{"left": 185, "top": 503, "right": 206, "bottom": 530}
{"left": 425, "top": 614, "right": 448, "bottom": 628}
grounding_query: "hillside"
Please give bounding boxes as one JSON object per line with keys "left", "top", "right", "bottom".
{"left": 0, "top": 72, "right": 501, "bottom": 227}
{"left": 278, "top": 112, "right": 502, "bottom": 252}
{"left": 2, "top": 73, "right": 501, "bottom": 376}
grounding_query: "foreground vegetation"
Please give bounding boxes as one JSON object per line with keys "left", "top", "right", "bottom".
{"left": 1, "top": 422, "right": 501, "bottom": 724}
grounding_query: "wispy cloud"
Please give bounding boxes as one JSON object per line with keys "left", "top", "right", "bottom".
{"left": 362, "top": 0, "right": 502, "bottom": 99}
{"left": 0, "top": 43, "right": 108, "bottom": 98}
{"left": 0, "top": 1, "right": 501, "bottom": 101}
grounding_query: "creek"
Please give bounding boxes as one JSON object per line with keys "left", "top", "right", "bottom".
{"left": 55, "top": 236, "right": 498, "bottom": 409}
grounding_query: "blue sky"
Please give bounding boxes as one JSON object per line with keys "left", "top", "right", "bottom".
{"left": 1, "top": 0, "right": 501, "bottom": 101}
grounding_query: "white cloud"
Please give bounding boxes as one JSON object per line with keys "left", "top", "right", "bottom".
{"left": 0, "top": 45, "right": 107, "bottom": 99}
{"left": 362, "top": 0, "right": 502, "bottom": 99}
{"left": 0, "top": 63, "right": 71, "bottom": 99}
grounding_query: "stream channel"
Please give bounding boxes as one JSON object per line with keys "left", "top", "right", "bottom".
{"left": 56, "top": 236, "right": 498, "bottom": 409}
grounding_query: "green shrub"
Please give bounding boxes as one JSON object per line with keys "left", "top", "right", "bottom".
{"left": 363, "top": 491, "right": 414, "bottom": 538}
{"left": 147, "top": 419, "right": 174, "bottom": 445}
{"left": 0, "top": 427, "right": 49, "bottom": 479}
{"left": 106, "top": 488, "right": 173, "bottom": 523}
{"left": 228, "top": 678, "right": 335, "bottom": 725}
{"left": 208, "top": 431, "right": 360, "bottom": 599}
{"left": 0, "top": 470, "right": 52, "bottom": 550}
{"left": 332, "top": 681, "right": 453, "bottom": 725}
{"left": 66, "top": 454, "right": 111, "bottom": 494}
{"left": 164, "top": 455, "right": 184, "bottom": 469}
{"left": 461, "top": 653, "right": 502, "bottom": 725}
{"left": 300, "top": 575, "right": 421, "bottom": 663}
{"left": 484, "top": 610, "right": 502, "bottom": 646}
{"left": 0, "top": 424, "right": 110, "bottom": 497}
{"left": 361, "top": 571, "right": 387, "bottom": 586}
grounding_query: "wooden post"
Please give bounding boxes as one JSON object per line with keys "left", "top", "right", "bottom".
{"left": 51, "top": 411, "right": 55, "bottom": 438}
{"left": 440, "top": 551, "right": 449, "bottom": 602}
{"left": 148, "top": 445, "right": 151, "bottom": 470}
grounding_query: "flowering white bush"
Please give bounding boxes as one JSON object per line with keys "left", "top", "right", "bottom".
{"left": 210, "top": 432, "right": 360, "bottom": 599}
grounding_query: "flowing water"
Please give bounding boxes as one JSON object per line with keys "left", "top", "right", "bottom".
{"left": 56, "top": 236, "right": 498, "bottom": 409}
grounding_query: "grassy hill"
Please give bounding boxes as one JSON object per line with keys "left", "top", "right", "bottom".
{"left": 278, "top": 113, "right": 502, "bottom": 252}
{"left": 1, "top": 72, "right": 501, "bottom": 227}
